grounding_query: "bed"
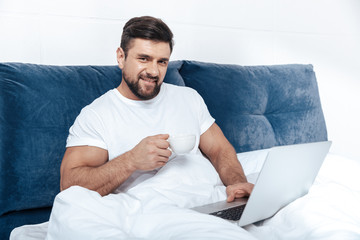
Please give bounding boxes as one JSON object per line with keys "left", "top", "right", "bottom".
{"left": 1, "top": 61, "right": 359, "bottom": 239}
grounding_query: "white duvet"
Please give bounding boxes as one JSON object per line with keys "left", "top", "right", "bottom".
{"left": 11, "top": 151, "right": 360, "bottom": 240}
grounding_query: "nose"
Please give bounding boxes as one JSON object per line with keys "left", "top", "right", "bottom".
{"left": 146, "top": 61, "right": 159, "bottom": 77}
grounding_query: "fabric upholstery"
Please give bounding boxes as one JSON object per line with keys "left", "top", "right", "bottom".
{"left": 163, "top": 60, "right": 186, "bottom": 86}
{"left": 0, "top": 63, "right": 121, "bottom": 217}
{"left": 179, "top": 61, "right": 327, "bottom": 152}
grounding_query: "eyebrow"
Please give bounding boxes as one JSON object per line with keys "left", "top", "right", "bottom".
{"left": 137, "top": 54, "right": 150, "bottom": 58}
{"left": 137, "top": 54, "right": 169, "bottom": 62}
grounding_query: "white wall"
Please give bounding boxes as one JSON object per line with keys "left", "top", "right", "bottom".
{"left": 1, "top": 0, "right": 359, "bottom": 160}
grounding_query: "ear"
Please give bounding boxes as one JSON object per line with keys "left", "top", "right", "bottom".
{"left": 116, "top": 47, "right": 125, "bottom": 69}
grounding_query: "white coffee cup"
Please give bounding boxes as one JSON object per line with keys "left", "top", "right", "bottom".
{"left": 168, "top": 134, "right": 196, "bottom": 154}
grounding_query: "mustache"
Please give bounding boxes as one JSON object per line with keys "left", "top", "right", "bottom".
{"left": 140, "top": 73, "right": 159, "bottom": 82}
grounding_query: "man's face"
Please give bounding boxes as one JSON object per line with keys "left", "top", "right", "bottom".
{"left": 117, "top": 38, "right": 171, "bottom": 100}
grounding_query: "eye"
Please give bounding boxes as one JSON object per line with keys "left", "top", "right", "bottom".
{"left": 158, "top": 60, "right": 168, "bottom": 66}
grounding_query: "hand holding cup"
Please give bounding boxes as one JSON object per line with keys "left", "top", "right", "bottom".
{"left": 168, "top": 134, "right": 196, "bottom": 155}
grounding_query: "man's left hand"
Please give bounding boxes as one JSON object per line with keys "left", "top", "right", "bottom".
{"left": 226, "top": 182, "right": 254, "bottom": 202}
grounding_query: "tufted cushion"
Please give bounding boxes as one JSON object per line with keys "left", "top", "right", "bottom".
{"left": 179, "top": 61, "right": 327, "bottom": 152}
{"left": 0, "top": 63, "right": 122, "bottom": 216}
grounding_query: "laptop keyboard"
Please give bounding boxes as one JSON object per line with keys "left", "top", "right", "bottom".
{"left": 209, "top": 204, "right": 246, "bottom": 221}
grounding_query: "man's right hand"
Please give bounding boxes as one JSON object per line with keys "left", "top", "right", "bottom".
{"left": 128, "top": 134, "right": 172, "bottom": 171}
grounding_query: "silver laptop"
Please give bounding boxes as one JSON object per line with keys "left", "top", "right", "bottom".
{"left": 191, "top": 141, "right": 332, "bottom": 227}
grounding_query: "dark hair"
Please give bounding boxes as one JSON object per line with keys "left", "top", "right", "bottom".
{"left": 120, "top": 16, "right": 174, "bottom": 57}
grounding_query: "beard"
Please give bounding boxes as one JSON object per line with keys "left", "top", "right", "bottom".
{"left": 122, "top": 72, "right": 161, "bottom": 100}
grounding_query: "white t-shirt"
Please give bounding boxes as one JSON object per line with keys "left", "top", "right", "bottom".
{"left": 66, "top": 83, "right": 215, "bottom": 192}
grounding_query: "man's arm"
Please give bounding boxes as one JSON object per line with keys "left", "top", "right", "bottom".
{"left": 60, "top": 134, "right": 172, "bottom": 196}
{"left": 199, "top": 123, "right": 254, "bottom": 202}
{"left": 60, "top": 146, "right": 135, "bottom": 196}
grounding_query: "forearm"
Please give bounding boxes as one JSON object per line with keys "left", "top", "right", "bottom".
{"left": 199, "top": 123, "right": 248, "bottom": 186}
{"left": 211, "top": 145, "right": 247, "bottom": 186}
{"left": 61, "top": 151, "right": 135, "bottom": 196}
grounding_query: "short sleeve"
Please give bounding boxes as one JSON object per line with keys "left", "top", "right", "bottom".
{"left": 192, "top": 90, "right": 215, "bottom": 135}
{"left": 66, "top": 107, "right": 108, "bottom": 150}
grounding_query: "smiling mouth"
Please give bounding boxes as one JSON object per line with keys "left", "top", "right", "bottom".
{"left": 140, "top": 74, "right": 159, "bottom": 84}
{"left": 141, "top": 77, "right": 157, "bottom": 83}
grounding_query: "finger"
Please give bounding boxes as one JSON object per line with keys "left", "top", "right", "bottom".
{"left": 157, "top": 148, "right": 172, "bottom": 158}
{"left": 155, "top": 156, "right": 172, "bottom": 168}
{"left": 234, "top": 190, "right": 248, "bottom": 198}
{"left": 156, "top": 154, "right": 171, "bottom": 162}
{"left": 152, "top": 134, "right": 169, "bottom": 140}
{"left": 227, "top": 194, "right": 235, "bottom": 203}
{"left": 230, "top": 183, "right": 254, "bottom": 195}
{"left": 226, "top": 184, "right": 252, "bottom": 202}
{"left": 226, "top": 191, "right": 236, "bottom": 202}
{"left": 227, "top": 191, "right": 247, "bottom": 202}
{"left": 156, "top": 161, "right": 167, "bottom": 167}
{"left": 155, "top": 139, "right": 170, "bottom": 149}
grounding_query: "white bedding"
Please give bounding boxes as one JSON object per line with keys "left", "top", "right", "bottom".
{"left": 10, "top": 151, "right": 360, "bottom": 240}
